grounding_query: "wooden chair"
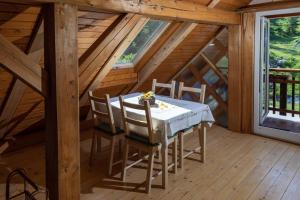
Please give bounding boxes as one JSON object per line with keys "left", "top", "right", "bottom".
{"left": 152, "top": 79, "right": 176, "bottom": 98}
{"left": 88, "top": 91, "right": 124, "bottom": 176}
{"left": 177, "top": 82, "right": 207, "bottom": 169}
{"left": 119, "top": 96, "right": 178, "bottom": 193}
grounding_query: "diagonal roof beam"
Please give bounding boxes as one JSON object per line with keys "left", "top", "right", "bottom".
{"left": 2, "top": 0, "right": 241, "bottom": 25}
{"left": 0, "top": 14, "right": 44, "bottom": 139}
{"left": 131, "top": 22, "right": 198, "bottom": 92}
{"left": 79, "top": 14, "right": 141, "bottom": 96}
{"left": 80, "top": 15, "right": 146, "bottom": 106}
{"left": 0, "top": 34, "right": 42, "bottom": 94}
{"left": 164, "top": 27, "right": 226, "bottom": 85}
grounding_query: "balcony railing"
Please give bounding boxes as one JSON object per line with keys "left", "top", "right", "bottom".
{"left": 269, "top": 68, "right": 300, "bottom": 118}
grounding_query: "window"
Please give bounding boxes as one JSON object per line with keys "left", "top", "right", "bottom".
{"left": 114, "top": 19, "right": 168, "bottom": 68}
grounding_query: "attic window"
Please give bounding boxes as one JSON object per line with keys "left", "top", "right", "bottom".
{"left": 114, "top": 19, "right": 167, "bottom": 68}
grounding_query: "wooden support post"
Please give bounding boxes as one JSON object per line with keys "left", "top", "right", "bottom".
{"left": 228, "top": 25, "right": 242, "bottom": 132}
{"left": 44, "top": 3, "right": 80, "bottom": 200}
{"left": 241, "top": 13, "right": 255, "bottom": 133}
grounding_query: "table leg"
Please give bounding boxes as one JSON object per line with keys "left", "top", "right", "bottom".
{"left": 162, "top": 144, "right": 168, "bottom": 189}
{"left": 199, "top": 124, "right": 206, "bottom": 163}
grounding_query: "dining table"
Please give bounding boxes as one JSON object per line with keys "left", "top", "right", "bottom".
{"left": 100, "top": 92, "right": 215, "bottom": 187}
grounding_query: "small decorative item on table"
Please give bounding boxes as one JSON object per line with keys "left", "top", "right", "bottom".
{"left": 139, "top": 91, "right": 156, "bottom": 106}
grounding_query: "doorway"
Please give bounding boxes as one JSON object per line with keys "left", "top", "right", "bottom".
{"left": 254, "top": 8, "right": 300, "bottom": 144}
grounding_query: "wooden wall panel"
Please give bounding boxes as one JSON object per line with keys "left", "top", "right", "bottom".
{"left": 0, "top": 3, "right": 40, "bottom": 51}
{"left": 99, "top": 68, "right": 137, "bottom": 88}
{"left": 77, "top": 10, "right": 120, "bottom": 58}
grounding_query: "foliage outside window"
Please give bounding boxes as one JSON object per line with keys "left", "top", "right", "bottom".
{"left": 114, "top": 19, "right": 167, "bottom": 67}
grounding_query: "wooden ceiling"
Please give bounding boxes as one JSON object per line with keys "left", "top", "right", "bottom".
{"left": 0, "top": 0, "right": 292, "bottom": 140}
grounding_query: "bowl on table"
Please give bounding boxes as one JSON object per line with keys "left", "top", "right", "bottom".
{"left": 138, "top": 91, "right": 156, "bottom": 106}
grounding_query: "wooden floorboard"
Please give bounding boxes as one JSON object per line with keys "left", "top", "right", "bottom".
{"left": 1, "top": 126, "right": 300, "bottom": 200}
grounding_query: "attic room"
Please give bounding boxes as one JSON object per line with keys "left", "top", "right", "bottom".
{"left": 1, "top": 0, "right": 300, "bottom": 199}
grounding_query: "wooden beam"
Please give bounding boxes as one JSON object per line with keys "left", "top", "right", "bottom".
{"left": 240, "top": 1, "right": 300, "bottom": 13}
{"left": 131, "top": 22, "right": 198, "bottom": 92}
{"left": 200, "top": 52, "right": 228, "bottom": 84}
{"left": 2, "top": 0, "right": 241, "bottom": 25}
{"left": 189, "top": 64, "right": 227, "bottom": 110}
{"left": 208, "top": 0, "right": 221, "bottom": 8}
{"left": 0, "top": 14, "right": 44, "bottom": 139}
{"left": 0, "top": 34, "right": 42, "bottom": 94}
{"left": 228, "top": 25, "right": 242, "bottom": 132}
{"left": 166, "top": 27, "right": 226, "bottom": 83}
{"left": 79, "top": 14, "right": 141, "bottom": 96}
{"left": 44, "top": 3, "right": 80, "bottom": 200}
{"left": 134, "top": 22, "right": 181, "bottom": 72}
{"left": 80, "top": 16, "right": 148, "bottom": 106}
{"left": 241, "top": 13, "right": 255, "bottom": 133}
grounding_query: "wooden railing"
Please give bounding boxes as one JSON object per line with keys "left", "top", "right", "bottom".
{"left": 269, "top": 68, "right": 300, "bottom": 117}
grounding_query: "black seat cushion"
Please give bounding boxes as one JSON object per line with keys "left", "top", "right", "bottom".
{"left": 125, "top": 132, "right": 159, "bottom": 146}
{"left": 94, "top": 123, "right": 123, "bottom": 135}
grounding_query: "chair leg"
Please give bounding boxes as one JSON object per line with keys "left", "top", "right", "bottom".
{"left": 118, "top": 139, "right": 123, "bottom": 157}
{"left": 108, "top": 137, "right": 116, "bottom": 176}
{"left": 146, "top": 150, "right": 155, "bottom": 194}
{"left": 97, "top": 136, "right": 101, "bottom": 152}
{"left": 89, "top": 131, "right": 97, "bottom": 166}
{"left": 121, "top": 140, "right": 129, "bottom": 181}
{"left": 172, "top": 137, "right": 178, "bottom": 174}
{"left": 178, "top": 133, "right": 184, "bottom": 169}
{"left": 199, "top": 125, "right": 206, "bottom": 163}
{"left": 162, "top": 144, "right": 168, "bottom": 189}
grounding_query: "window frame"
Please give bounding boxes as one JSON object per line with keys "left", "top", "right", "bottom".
{"left": 113, "top": 19, "right": 170, "bottom": 69}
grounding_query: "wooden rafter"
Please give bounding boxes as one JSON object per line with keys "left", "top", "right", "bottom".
{"left": 189, "top": 64, "right": 227, "bottom": 111}
{"left": 2, "top": 0, "right": 241, "bottom": 25}
{"left": 131, "top": 22, "right": 198, "bottom": 92}
{"left": 200, "top": 52, "right": 228, "bottom": 84}
{"left": 0, "top": 34, "right": 42, "bottom": 94}
{"left": 79, "top": 14, "right": 141, "bottom": 97}
{"left": 0, "top": 13, "right": 44, "bottom": 139}
{"left": 80, "top": 16, "right": 149, "bottom": 106}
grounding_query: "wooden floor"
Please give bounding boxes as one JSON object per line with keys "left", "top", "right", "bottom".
{"left": 1, "top": 126, "right": 300, "bottom": 200}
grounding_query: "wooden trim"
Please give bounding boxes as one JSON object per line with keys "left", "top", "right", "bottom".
{"left": 2, "top": 0, "right": 241, "bottom": 25}
{"left": 44, "top": 3, "right": 80, "bottom": 200}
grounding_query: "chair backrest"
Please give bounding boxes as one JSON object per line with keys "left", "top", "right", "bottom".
{"left": 119, "top": 96, "right": 155, "bottom": 144}
{"left": 152, "top": 79, "right": 176, "bottom": 98}
{"left": 178, "top": 82, "right": 206, "bottom": 104}
{"left": 88, "top": 91, "right": 116, "bottom": 133}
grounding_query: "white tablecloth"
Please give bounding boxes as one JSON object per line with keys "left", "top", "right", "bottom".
{"left": 100, "top": 93, "right": 215, "bottom": 145}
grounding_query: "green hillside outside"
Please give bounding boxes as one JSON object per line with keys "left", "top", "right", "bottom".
{"left": 269, "top": 16, "right": 300, "bottom": 112}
